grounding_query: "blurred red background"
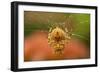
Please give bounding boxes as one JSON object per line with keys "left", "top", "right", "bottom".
{"left": 24, "top": 31, "right": 90, "bottom": 61}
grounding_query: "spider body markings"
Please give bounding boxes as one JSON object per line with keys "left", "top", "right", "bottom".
{"left": 48, "top": 26, "right": 71, "bottom": 55}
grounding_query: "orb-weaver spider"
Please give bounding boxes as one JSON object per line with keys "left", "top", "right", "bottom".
{"left": 48, "top": 26, "right": 71, "bottom": 55}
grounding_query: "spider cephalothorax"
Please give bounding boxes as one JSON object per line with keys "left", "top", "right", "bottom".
{"left": 48, "top": 26, "right": 71, "bottom": 55}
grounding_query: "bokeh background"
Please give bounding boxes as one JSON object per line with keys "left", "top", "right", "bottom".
{"left": 24, "top": 11, "right": 90, "bottom": 61}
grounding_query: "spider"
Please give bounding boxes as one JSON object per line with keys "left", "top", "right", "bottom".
{"left": 48, "top": 26, "right": 71, "bottom": 55}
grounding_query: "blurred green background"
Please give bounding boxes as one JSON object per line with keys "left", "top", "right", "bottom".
{"left": 24, "top": 11, "right": 90, "bottom": 46}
